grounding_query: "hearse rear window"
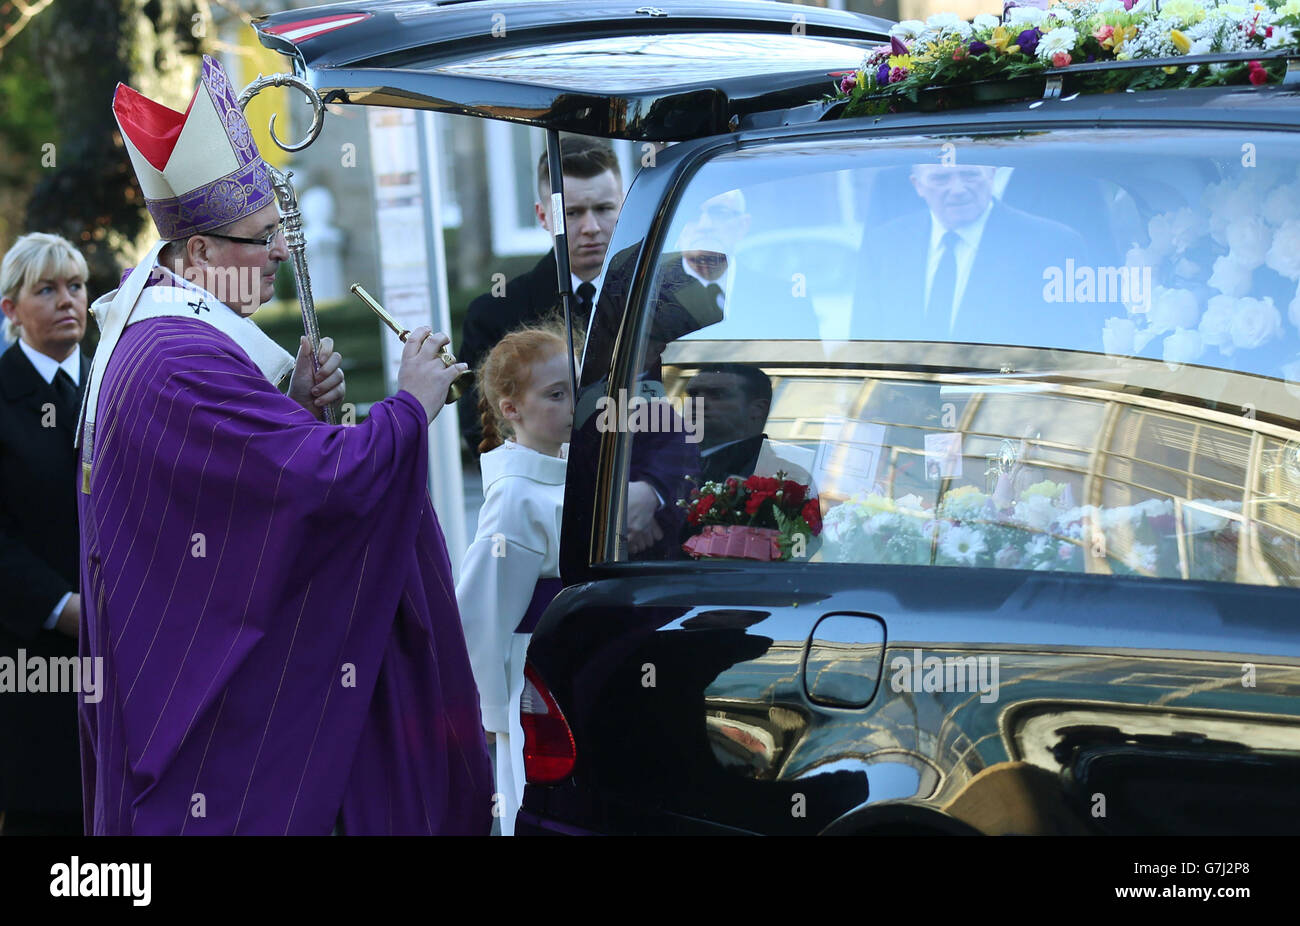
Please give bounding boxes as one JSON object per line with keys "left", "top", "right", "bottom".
{"left": 611, "top": 130, "right": 1300, "bottom": 588}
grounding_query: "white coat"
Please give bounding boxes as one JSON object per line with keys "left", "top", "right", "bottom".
{"left": 456, "top": 440, "right": 566, "bottom": 835}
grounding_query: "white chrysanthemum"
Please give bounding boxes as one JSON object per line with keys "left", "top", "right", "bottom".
{"left": 1148, "top": 207, "right": 1206, "bottom": 255}
{"left": 1006, "top": 5, "right": 1047, "bottom": 27}
{"left": 889, "top": 19, "right": 926, "bottom": 40}
{"left": 1124, "top": 542, "right": 1158, "bottom": 574}
{"left": 1037, "top": 26, "right": 1078, "bottom": 60}
{"left": 1125, "top": 244, "right": 1155, "bottom": 277}
{"left": 1207, "top": 254, "right": 1254, "bottom": 297}
{"left": 1147, "top": 286, "right": 1200, "bottom": 334}
{"left": 939, "top": 524, "right": 986, "bottom": 565}
{"left": 1102, "top": 316, "right": 1138, "bottom": 356}
{"left": 1199, "top": 293, "right": 1237, "bottom": 351}
{"left": 926, "top": 11, "right": 972, "bottom": 37}
{"left": 1266, "top": 220, "right": 1300, "bottom": 279}
{"left": 1262, "top": 182, "right": 1300, "bottom": 227}
{"left": 1014, "top": 494, "right": 1059, "bottom": 533}
{"left": 1163, "top": 327, "right": 1205, "bottom": 366}
{"left": 1229, "top": 296, "right": 1282, "bottom": 350}
{"left": 1136, "top": 498, "right": 1174, "bottom": 519}
{"left": 1266, "top": 25, "right": 1297, "bottom": 50}
{"left": 1225, "top": 217, "right": 1272, "bottom": 269}
{"left": 973, "top": 12, "right": 1000, "bottom": 30}
{"left": 1023, "top": 535, "right": 1052, "bottom": 559}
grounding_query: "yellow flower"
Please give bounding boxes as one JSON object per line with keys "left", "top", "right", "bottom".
{"left": 989, "top": 25, "right": 1013, "bottom": 54}
{"left": 888, "top": 53, "right": 913, "bottom": 70}
{"left": 1020, "top": 480, "right": 1063, "bottom": 500}
{"left": 1170, "top": 29, "right": 1191, "bottom": 54}
{"left": 1161, "top": 0, "right": 1206, "bottom": 25}
{"left": 1162, "top": 66, "right": 1178, "bottom": 74}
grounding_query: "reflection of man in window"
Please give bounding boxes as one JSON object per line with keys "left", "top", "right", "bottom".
{"left": 851, "top": 162, "right": 1095, "bottom": 348}
{"left": 649, "top": 189, "right": 820, "bottom": 341}
{"left": 686, "top": 363, "right": 815, "bottom": 486}
{"left": 688, "top": 364, "right": 770, "bottom": 482}
{"left": 676, "top": 191, "right": 751, "bottom": 327}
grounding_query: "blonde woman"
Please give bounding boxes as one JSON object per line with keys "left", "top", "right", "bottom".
{"left": 0, "top": 232, "right": 90, "bottom": 835}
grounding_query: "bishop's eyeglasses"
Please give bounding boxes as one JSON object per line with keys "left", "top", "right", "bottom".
{"left": 204, "top": 219, "right": 286, "bottom": 252}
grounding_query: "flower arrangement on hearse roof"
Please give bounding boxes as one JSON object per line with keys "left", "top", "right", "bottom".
{"left": 834, "top": 0, "right": 1300, "bottom": 116}
{"left": 679, "top": 473, "right": 823, "bottom": 562}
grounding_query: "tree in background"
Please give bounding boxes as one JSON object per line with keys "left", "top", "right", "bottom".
{"left": 15, "top": 0, "right": 208, "bottom": 305}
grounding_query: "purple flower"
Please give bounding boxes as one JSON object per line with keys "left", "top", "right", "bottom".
{"left": 840, "top": 72, "right": 857, "bottom": 94}
{"left": 1016, "top": 28, "right": 1040, "bottom": 56}
{"left": 877, "top": 62, "right": 891, "bottom": 85}
{"left": 1086, "top": 53, "right": 1096, "bottom": 62}
{"left": 969, "top": 39, "right": 989, "bottom": 54}
{"left": 890, "top": 35, "right": 909, "bottom": 56}
{"left": 1122, "top": 0, "right": 1137, "bottom": 8}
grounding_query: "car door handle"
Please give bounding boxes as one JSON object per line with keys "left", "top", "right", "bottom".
{"left": 801, "top": 612, "right": 887, "bottom": 709}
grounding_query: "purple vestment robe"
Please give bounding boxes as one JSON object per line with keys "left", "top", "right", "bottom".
{"left": 77, "top": 316, "right": 492, "bottom": 834}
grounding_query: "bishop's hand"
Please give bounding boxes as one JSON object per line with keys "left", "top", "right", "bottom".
{"left": 289, "top": 336, "right": 346, "bottom": 421}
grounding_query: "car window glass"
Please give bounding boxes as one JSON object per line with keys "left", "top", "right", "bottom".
{"left": 604, "top": 130, "right": 1300, "bottom": 588}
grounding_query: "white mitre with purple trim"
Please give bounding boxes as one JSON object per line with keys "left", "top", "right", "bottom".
{"left": 113, "top": 54, "right": 275, "bottom": 240}
{"left": 77, "top": 55, "right": 292, "bottom": 484}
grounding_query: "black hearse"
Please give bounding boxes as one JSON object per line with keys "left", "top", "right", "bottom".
{"left": 256, "top": 0, "right": 1300, "bottom": 835}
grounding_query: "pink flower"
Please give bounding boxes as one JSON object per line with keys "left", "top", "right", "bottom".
{"left": 1122, "top": 0, "right": 1137, "bottom": 9}
{"left": 839, "top": 72, "right": 857, "bottom": 93}
{"left": 1052, "top": 51, "right": 1072, "bottom": 67}
{"left": 1093, "top": 24, "right": 1114, "bottom": 43}
{"left": 1249, "top": 61, "right": 1269, "bottom": 86}
{"left": 953, "top": 47, "right": 967, "bottom": 61}
{"left": 889, "top": 66, "right": 908, "bottom": 83}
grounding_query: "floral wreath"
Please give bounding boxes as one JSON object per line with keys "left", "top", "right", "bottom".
{"left": 835, "top": 0, "right": 1300, "bottom": 116}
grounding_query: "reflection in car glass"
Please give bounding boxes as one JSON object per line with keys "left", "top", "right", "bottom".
{"left": 615, "top": 130, "right": 1300, "bottom": 588}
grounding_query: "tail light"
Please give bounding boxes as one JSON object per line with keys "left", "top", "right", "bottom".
{"left": 262, "top": 13, "right": 371, "bottom": 44}
{"left": 520, "top": 663, "right": 576, "bottom": 783}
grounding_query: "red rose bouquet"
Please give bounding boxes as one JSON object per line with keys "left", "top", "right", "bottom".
{"left": 680, "top": 472, "right": 822, "bottom": 561}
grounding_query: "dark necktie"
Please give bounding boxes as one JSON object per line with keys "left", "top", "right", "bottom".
{"left": 52, "top": 368, "right": 79, "bottom": 422}
{"left": 705, "top": 282, "right": 725, "bottom": 316}
{"left": 926, "top": 230, "right": 960, "bottom": 326}
{"left": 576, "top": 281, "right": 596, "bottom": 320}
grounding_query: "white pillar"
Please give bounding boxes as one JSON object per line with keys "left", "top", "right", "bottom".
{"left": 365, "top": 107, "right": 468, "bottom": 578}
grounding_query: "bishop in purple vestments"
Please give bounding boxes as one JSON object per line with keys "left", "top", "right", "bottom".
{"left": 76, "top": 56, "right": 492, "bottom": 835}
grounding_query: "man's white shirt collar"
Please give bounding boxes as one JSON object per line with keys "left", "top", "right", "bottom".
{"left": 679, "top": 256, "right": 734, "bottom": 307}
{"left": 572, "top": 271, "right": 604, "bottom": 301}
{"left": 925, "top": 201, "right": 994, "bottom": 331}
{"left": 19, "top": 338, "right": 79, "bottom": 385}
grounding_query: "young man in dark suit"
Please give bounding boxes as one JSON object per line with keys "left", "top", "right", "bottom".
{"left": 0, "top": 233, "right": 89, "bottom": 835}
{"left": 458, "top": 136, "right": 623, "bottom": 454}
